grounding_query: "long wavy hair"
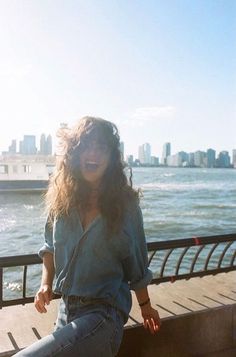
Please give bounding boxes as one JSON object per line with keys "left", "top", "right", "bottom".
{"left": 45, "top": 116, "right": 139, "bottom": 233}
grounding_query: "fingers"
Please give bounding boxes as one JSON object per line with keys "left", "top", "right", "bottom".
{"left": 143, "top": 309, "right": 161, "bottom": 334}
{"left": 34, "top": 286, "right": 52, "bottom": 313}
{"left": 34, "top": 292, "right": 47, "bottom": 313}
{"left": 144, "top": 317, "right": 160, "bottom": 334}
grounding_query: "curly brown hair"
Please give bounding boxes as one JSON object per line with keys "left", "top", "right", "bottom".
{"left": 45, "top": 116, "right": 139, "bottom": 233}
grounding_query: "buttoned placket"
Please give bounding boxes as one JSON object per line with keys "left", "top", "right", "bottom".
{"left": 61, "top": 215, "right": 101, "bottom": 295}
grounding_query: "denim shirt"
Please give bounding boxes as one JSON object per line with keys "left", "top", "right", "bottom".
{"left": 38, "top": 202, "right": 152, "bottom": 320}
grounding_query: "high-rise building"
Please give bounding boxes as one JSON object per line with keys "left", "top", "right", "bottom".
{"left": 167, "top": 153, "right": 179, "bottom": 166}
{"left": 206, "top": 149, "right": 216, "bottom": 168}
{"left": 216, "top": 151, "right": 231, "bottom": 168}
{"left": 138, "top": 143, "right": 151, "bottom": 164}
{"left": 138, "top": 145, "right": 145, "bottom": 164}
{"left": 151, "top": 156, "right": 159, "bottom": 166}
{"left": 179, "top": 151, "right": 189, "bottom": 166}
{"left": 127, "top": 155, "right": 134, "bottom": 166}
{"left": 188, "top": 153, "right": 195, "bottom": 167}
{"left": 232, "top": 149, "right": 236, "bottom": 168}
{"left": 19, "top": 135, "right": 37, "bottom": 155}
{"left": 162, "top": 142, "right": 171, "bottom": 165}
{"left": 119, "top": 142, "right": 124, "bottom": 161}
{"left": 40, "top": 134, "right": 47, "bottom": 154}
{"left": 46, "top": 135, "right": 52, "bottom": 155}
{"left": 40, "top": 134, "right": 52, "bottom": 155}
{"left": 194, "top": 151, "right": 206, "bottom": 167}
{"left": 143, "top": 143, "right": 151, "bottom": 164}
{"left": 8, "top": 140, "right": 16, "bottom": 154}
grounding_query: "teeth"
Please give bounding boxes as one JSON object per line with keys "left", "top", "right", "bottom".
{"left": 85, "top": 162, "right": 99, "bottom": 170}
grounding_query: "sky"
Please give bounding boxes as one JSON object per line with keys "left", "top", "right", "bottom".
{"left": 0, "top": 0, "right": 235, "bottom": 159}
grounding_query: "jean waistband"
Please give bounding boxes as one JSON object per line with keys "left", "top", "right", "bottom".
{"left": 63, "top": 295, "right": 126, "bottom": 323}
{"left": 65, "top": 295, "right": 109, "bottom": 306}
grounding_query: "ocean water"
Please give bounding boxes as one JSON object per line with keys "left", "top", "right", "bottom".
{"left": 1, "top": 167, "right": 236, "bottom": 297}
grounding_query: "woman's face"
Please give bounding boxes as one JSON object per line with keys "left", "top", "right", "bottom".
{"left": 79, "top": 139, "right": 111, "bottom": 188}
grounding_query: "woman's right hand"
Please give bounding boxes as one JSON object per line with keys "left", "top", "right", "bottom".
{"left": 34, "top": 284, "right": 53, "bottom": 313}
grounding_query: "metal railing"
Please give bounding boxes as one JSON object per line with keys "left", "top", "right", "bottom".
{"left": 0, "top": 233, "right": 236, "bottom": 309}
{"left": 148, "top": 233, "right": 236, "bottom": 284}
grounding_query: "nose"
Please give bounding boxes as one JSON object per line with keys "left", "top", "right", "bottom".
{"left": 86, "top": 143, "right": 98, "bottom": 155}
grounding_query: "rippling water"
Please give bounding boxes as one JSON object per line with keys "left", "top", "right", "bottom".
{"left": 133, "top": 167, "right": 236, "bottom": 241}
{"left": 1, "top": 167, "right": 236, "bottom": 297}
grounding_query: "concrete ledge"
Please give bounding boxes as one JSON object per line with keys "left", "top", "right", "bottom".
{"left": 118, "top": 304, "right": 236, "bottom": 357}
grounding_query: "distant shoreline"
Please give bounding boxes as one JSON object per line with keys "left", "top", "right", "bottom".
{"left": 128, "top": 164, "right": 235, "bottom": 169}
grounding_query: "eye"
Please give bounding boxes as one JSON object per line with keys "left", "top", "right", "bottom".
{"left": 98, "top": 144, "right": 109, "bottom": 153}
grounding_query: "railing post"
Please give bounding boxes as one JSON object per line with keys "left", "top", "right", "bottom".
{"left": 0, "top": 267, "right": 3, "bottom": 309}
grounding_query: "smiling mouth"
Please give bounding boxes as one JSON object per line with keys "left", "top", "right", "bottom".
{"left": 85, "top": 162, "right": 99, "bottom": 171}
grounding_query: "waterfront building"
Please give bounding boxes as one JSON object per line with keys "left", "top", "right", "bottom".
{"left": 151, "top": 156, "right": 159, "bottom": 166}
{"left": 40, "top": 134, "right": 47, "bottom": 154}
{"left": 8, "top": 140, "right": 16, "bottom": 154}
{"left": 144, "top": 143, "right": 151, "bottom": 164}
{"left": 188, "top": 153, "right": 195, "bottom": 167}
{"left": 194, "top": 151, "right": 206, "bottom": 167}
{"left": 119, "top": 141, "right": 124, "bottom": 161}
{"left": 138, "top": 143, "right": 151, "bottom": 165}
{"left": 143, "top": 143, "right": 151, "bottom": 164}
{"left": 127, "top": 155, "right": 134, "bottom": 166}
{"left": 216, "top": 151, "right": 231, "bottom": 168}
{"left": 232, "top": 149, "right": 236, "bottom": 168}
{"left": 40, "top": 134, "right": 52, "bottom": 155}
{"left": 167, "top": 154, "right": 178, "bottom": 166}
{"left": 206, "top": 149, "right": 216, "bottom": 168}
{"left": 162, "top": 142, "right": 171, "bottom": 165}
{"left": 179, "top": 151, "right": 189, "bottom": 167}
{"left": 138, "top": 145, "right": 145, "bottom": 164}
{"left": 19, "top": 135, "right": 37, "bottom": 155}
{"left": 46, "top": 135, "right": 52, "bottom": 155}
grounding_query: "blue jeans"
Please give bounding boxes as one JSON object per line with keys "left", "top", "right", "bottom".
{"left": 14, "top": 296, "right": 124, "bottom": 357}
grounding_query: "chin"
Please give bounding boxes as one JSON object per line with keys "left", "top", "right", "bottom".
{"left": 82, "top": 174, "right": 101, "bottom": 185}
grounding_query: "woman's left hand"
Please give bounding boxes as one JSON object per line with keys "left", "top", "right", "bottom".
{"left": 141, "top": 304, "right": 161, "bottom": 334}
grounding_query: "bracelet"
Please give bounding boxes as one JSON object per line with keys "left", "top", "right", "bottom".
{"left": 139, "top": 298, "right": 150, "bottom": 307}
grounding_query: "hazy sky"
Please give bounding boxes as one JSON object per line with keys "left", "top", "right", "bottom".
{"left": 0, "top": 0, "right": 235, "bottom": 158}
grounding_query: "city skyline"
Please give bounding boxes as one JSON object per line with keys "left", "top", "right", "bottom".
{"left": 0, "top": 1, "right": 235, "bottom": 157}
{"left": 2, "top": 132, "right": 235, "bottom": 164}
{"left": 2, "top": 133, "right": 52, "bottom": 156}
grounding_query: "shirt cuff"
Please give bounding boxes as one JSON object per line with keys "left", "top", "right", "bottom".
{"left": 38, "top": 244, "right": 54, "bottom": 259}
{"left": 130, "top": 269, "right": 153, "bottom": 291}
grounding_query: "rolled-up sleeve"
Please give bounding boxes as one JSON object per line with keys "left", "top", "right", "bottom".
{"left": 122, "top": 205, "right": 153, "bottom": 291}
{"left": 38, "top": 217, "right": 54, "bottom": 259}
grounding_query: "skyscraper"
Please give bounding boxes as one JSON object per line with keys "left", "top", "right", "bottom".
{"left": 46, "top": 135, "right": 52, "bottom": 155}
{"left": 138, "top": 145, "right": 145, "bottom": 164}
{"left": 233, "top": 149, "right": 236, "bottom": 168}
{"left": 162, "top": 142, "right": 171, "bottom": 165}
{"left": 216, "top": 151, "right": 231, "bottom": 168}
{"left": 40, "top": 134, "right": 47, "bottom": 154}
{"left": 138, "top": 143, "right": 151, "bottom": 164}
{"left": 194, "top": 151, "right": 206, "bottom": 167}
{"left": 206, "top": 149, "right": 216, "bottom": 168}
{"left": 40, "top": 134, "right": 52, "bottom": 155}
{"left": 19, "top": 135, "right": 37, "bottom": 155}
{"left": 8, "top": 140, "right": 16, "bottom": 154}
{"left": 119, "top": 141, "right": 124, "bottom": 161}
{"left": 143, "top": 143, "right": 151, "bottom": 164}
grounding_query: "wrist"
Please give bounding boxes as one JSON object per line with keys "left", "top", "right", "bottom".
{"left": 40, "top": 283, "right": 52, "bottom": 289}
{"left": 139, "top": 297, "right": 150, "bottom": 308}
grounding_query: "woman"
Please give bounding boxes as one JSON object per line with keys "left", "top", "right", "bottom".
{"left": 15, "top": 116, "right": 161, "bottom": 356}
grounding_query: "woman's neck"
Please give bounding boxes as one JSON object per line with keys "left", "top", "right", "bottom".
{"left": 78, "top": 190, "right": 100, "bottom": 230}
